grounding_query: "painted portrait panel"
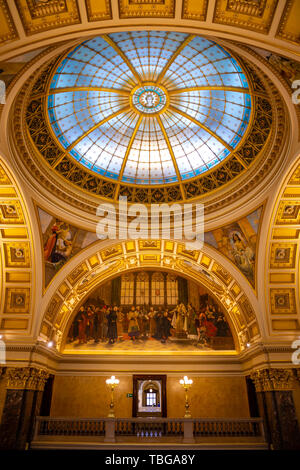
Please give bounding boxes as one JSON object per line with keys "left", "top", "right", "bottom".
{"left": 204, "top": 207, "right": 262, "bottom": 287}
{"left": 37, "top": 207, "right": 98, "bottom": 287}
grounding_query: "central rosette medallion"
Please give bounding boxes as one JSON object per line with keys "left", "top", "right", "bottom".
{"left": 131, "top": 84, "right": 168, "bottom": 114}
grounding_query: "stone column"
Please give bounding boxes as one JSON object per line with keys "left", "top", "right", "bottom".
{"left": 0, "top": 367, "right": 49, "bottom": 450}
{"left": 250, "top": 368, "right": 300, "bottom": 450}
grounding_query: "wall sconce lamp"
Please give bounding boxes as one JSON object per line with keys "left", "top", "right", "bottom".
{"left": 179, "top": 376, "right": 193, "bottom": 418}
{"left": 106, "top": 375, "right": 119, "bottom": 418}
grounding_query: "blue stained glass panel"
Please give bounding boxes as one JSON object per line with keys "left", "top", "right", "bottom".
{"left": 48, "top": 32, "right": 252, "bottom": 185}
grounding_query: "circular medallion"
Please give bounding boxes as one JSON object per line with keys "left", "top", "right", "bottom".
{"left": 131, "top": 85, "right": 168, "bottom": 114}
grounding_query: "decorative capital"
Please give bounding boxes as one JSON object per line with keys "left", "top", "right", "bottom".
{"left": 6, "top": 367, "right": 49, "bottom": 391}
{"left": 294, "top": 369, "right": 300, "bottom": 383}
{"left": 250, "top": 368, "right": 295, "bottom": 392}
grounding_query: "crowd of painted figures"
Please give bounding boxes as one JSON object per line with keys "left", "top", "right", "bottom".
{"left": 68, "top": 301, "right": 230, "bottom": 346}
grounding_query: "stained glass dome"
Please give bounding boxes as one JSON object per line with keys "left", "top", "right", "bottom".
{"left": 47, "top": 32, "right": 251, "bottom": 185}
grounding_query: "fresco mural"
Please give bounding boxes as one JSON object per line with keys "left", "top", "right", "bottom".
{"left": 64, "top": 274, "right": 235, "bottom": 353}
{"left": 38, "top": 207, "right": 98, "bottom": 286}
{"left": 204, "top": 207, "right": 262, "bottom": 287}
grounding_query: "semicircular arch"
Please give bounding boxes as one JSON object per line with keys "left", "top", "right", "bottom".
{"left": 39, "top": 239, "right": 262, "bottom": 353}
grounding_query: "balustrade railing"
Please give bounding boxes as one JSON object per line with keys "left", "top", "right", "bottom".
{"left": 115, "top": 418, "right": 183, "bottom": 437}
{"left": 36, "top": 417, "right": 106, "bottom": 437}
{"left": 33, "top": 416, "right": 265, "bottom": 444}
{"left": 193, "top": 418, "right": 263, "bottom": 437}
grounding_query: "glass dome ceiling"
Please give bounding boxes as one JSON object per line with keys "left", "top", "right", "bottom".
{"left": 48, "top": 32, "right": 251, "bottom": 186}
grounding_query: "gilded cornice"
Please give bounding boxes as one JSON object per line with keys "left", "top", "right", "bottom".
{"left": 250, "top": 368, "right": 295, "bottom": 392}
{"left": 2, "top": 342, "right": 297, "bottom": 372}
{"left": 5, "top": 367, "right": 49, "bottom": 391}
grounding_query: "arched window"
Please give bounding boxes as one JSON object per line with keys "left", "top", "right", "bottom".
{"left": 142, "top": 381, "right": 160, "bottom": 407}
{"left": 136, "top": 272, "right": 149, "bottom": 306}
{"left": 145, "top": 389, "right": 157, "bottom": 406}
{"left": 166, "top": 274, "right": 178, "bottom": 305}
{"left": 151, "top": 272, "right": 164, "bottom": 305}
{"left": 120, "top": 273, "right": 134, "bottom": 305}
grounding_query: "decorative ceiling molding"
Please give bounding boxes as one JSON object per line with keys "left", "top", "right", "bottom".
{"left": 276, "top": 0, "right": 300, "bottom": 44}
{"left": 0, "top": 0, "right": 299, "bottom": 62}
{"left": 34, "top": 199, "right": 263, "bottom": 294}
{"left": 213, "top": 0, "right": 279, "bottom": 35}
{"left": 118, "top": 0, "right": 175, "bottom": 19}
{"left": 85, "top": 0, "right": 112, "bottom": 22}
{"left": 182, "top": 0, "right": 208, "bottom": 22}
{"left": 14, "top": 0, "right": 80, "bottom": 36}
{"left": 0, "top": 0, "right": 18, "bottom": 44}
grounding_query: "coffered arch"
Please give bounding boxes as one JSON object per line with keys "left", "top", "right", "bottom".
{"left": 266, "top": 156, "right": 300, "bottom": 337}
{"left": 0, "top": 158, "right": 35, "bottom": 336}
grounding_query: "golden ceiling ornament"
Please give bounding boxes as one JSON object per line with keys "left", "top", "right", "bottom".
{"left": 15, "top": 0, "right": 80, "bottom": 35}
{"left": 213, "top": 0, "right": 278, "bottom": 34}
{"left": 276, "top": 0, "right": 300, "bottom": 45}
{"left": 0, "top": 0, "right": 18, "bottom": 44}
{"left": 118, "top": 0, "right": 175, "bottom": 19}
